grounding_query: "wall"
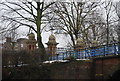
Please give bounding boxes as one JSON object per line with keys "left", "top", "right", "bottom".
{"left": 93, "top": 55, "right": 120, "bottom": 79}
{"left": 2, "top": 54, "right": 120, "bottom": 80}
{"left": 45, "top": 55, "right": 120, "bottom": 80}
{"left": 44, "top": 60, "right": 93, "bottom": 79}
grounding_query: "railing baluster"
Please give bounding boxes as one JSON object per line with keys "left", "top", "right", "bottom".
{"left": 85, "top": 48, "right": 86, "bottom": 59}
{"left": 63, "top": 53, "right": 64, "bottom": 60}
{"left": 114, "top": 43, "right": 117, "bottom": 55}
{"left": 104, "top": 45, "right": 106, "bottom": 56}
{"left": 118, "top": 42, "right": 120, "bottom": 55}
{"left": 80, "top": 49, "right": 81, "bottom": 59}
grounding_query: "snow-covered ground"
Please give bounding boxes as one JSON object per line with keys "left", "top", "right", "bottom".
{"left": 43, "top": 60, "right": 70, "bottom": 64}
{"left": 3, "top": 64, "right": 29, "bottom": 68}
{"left": 43, "top": 59, "right": 90, "bottom": 64}
{"left": 76, "top": 59, "right": 90, "bottom": 61}
{"left": 3, "top": 59, "right": 91, "bottom": 67}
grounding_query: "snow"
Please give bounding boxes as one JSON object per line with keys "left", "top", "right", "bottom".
{"left": 76, "top": 59, "right": 90, "bottom": 61}
{"left": 43, "top": 60, "right": 69, "bottom": 64}
{"left": 43, "top": 59, "right": 90, "bottom": 64}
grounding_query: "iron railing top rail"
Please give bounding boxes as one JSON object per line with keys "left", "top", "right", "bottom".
{"left": 73, "top": 42, "right": 120, "bottom": 51}
{"left": 49, "top": 42, "right": 120, "bottom": 61}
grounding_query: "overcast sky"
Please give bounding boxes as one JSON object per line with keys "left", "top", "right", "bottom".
{"left": 0, "top": 0, "right": 120, "bottom": 47}
{"left": 17, "top": 27, "right": 71, "bottom": 47}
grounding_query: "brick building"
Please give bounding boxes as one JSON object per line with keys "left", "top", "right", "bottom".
{"left": 2, "top": 33, "right": 37, "bottom": 51}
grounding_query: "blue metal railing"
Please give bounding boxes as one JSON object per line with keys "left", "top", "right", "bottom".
{"left": 49, "top": 43, "right": 120, "bottom": 61}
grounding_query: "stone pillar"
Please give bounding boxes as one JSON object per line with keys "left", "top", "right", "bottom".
{"left": 75, "top": 38, "right": 85, "bottom": 51}
{"left": 75, "top": 38, "right": 85, "bottom": 59}
{"left": 46, "top": 34, "right": 59, "bottom": 56}
{"left": 91, "top": 40, "right": 99, "bottom": 48}
{"left": 26, "top": 33, "right": 37, "bottom": 51}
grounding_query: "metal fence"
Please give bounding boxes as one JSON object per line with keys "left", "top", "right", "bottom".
{"left": 49, "top": 43, "right": 120, "bottom": 61}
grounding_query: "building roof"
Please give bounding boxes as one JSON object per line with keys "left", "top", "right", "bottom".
{"left": 17, "top": 38, "right": 28, "bottom": 43}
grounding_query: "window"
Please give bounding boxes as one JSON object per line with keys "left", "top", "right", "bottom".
{"left": 29, "top": 45, "right": 31, "bottom": 50}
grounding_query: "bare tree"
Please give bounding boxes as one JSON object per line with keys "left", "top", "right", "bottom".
{"left": 48, "top": 1, "right": 104, "bottom": 47}
{"left": 100, "top": 0, "right": 118, "bottom": 44}
{"left": 0, "top": 0, "right": 55, "bottom": 58}
{"left": 49, "top": 1, "right": 118, "bottom": 47}
{"left": 115, "top": 1, "right": 120, "bottom": 42}
{"left": 114, "top": 1, "right": 120, "bottom": 54}
{"left": 84, "top": 10, "right": 106, "bottom": 46}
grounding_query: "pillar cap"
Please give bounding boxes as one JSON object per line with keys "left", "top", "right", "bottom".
{"left": 91, "top": 40, "right": 99, "bottom": 47}
{"left": 49, "top": 34, "right": 55, "bottom": 40}
{"left": 27, "top": 33, "right": 35, "bottom": 40}
{"left": 76, "top": 38, "right": 85, "bottom": 46}
{"left": 46, "top": 34, "right": 59, "bottom": 45}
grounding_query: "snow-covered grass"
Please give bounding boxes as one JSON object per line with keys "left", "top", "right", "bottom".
{"left": 43, "top": 60, "right": 70, "bottom": 64}
{"left": 3, "top": 59, "right": 91, "bottom": 67}
{"left": 76, "top": 59, "right": 90, "bottom": 61}
{"left": 3, "top": 64, "right": 29, "bottom": 67}
{"left": 43, "top": 59, "right": 91, "bottom": 64}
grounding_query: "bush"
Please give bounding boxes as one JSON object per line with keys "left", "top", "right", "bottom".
{"left": 32, "top": 48, "right": 49, "bottom": 62}
{"left": 3, "top": 65, "right": 51, "bottom": 79}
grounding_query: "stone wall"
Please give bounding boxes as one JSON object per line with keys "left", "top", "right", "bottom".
{"left": 44, "top": 60, "right": 93, "bottom": 79}
{"left": 3, "top": 55, "right": 120, "bottom": 80}
{"left": 93, "top": 55, "right": 120, "bottom": 79}
{"left": 47, "top": 56, "right": 120, "bottom": 80}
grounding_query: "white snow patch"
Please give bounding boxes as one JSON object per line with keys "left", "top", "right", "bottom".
{"left": 76, "top": 59, "right": 90, "bottom": 61}
{"left": 43, "top": 60, "right": 69, "bottom": 64}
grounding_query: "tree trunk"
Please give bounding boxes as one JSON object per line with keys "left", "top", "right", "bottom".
{"left": 75, "top": 32, "right": 78, "bottom": 40}
{"left": 36, "top": 2, "right": 43, "bottom": 48}
{"left": 36, "top": 2, "right": 46, "bottom": 61}
{"left": 118, "top": 20, "right": 120, "bottom": 55}
{"left": 69, "top": 34, "right": 75, "bottom": 47}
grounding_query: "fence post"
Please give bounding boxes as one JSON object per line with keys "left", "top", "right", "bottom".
{"left": 79, "top": 49, "right": 81, "bottom": 59}
{"left": 76, "top": 51, "right": 78, "bottom": 59}
{"left": 70, "top": 51, "right": 71, "bottom": 57}
{"left": 118, "top": 42, "right": 120, "bottom": 55}
{"left": 90, "top": 47, "right": 95, "bottom": 58}
{"left": 114, "top": 43, "right": 117, "bottom": 55}
{"left": 85, "top": 48, "right": 86, "bottom": 59}
{"left": 106, "top": 45, "right": 109, "bottom": 56}
{"left": 66, "top": 51, "right": 67, "bottom": 59}
{"left": 104, "top": 46, "right": 105, "bottom": 56}
{"left": 56, "top": 53, "right": 59, "bottom": 60}
{"left": 63, "top": 53, "right": 64, "bottom": 60}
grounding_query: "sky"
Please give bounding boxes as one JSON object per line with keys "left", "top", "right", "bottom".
{"left": 0, "top": 0, "right": 73, "bottom": 48}
{"left": 16, "top": 0, "right": 120, "bottom": 47}
{"left": 17, "top": 27, "right": 71, "bottom": 47}
{"left": 0, "top": 26, "right": 71, "bottom": 47}
{"left": 0, "top": 0, "right": 120, "bottom": 47}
